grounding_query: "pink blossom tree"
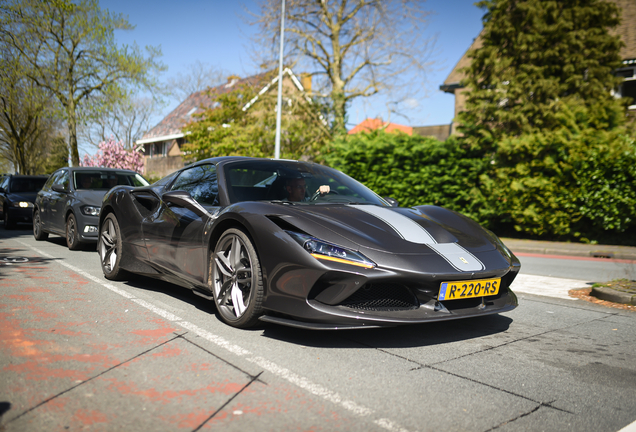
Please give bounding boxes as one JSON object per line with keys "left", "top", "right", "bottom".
{"left": 82, "top": 138, "right": 144, "bottom": 173}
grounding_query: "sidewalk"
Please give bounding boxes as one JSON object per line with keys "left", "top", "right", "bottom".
{"left": 501, "top": 237, "right": 636, "bottom": 261}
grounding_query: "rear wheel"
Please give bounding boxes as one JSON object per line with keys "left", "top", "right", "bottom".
{"left": 211, "top": 228, "right": 264, "bottom": 328}
{"left": 66, "top": 213, "right": 82, "bottom": 250}
{"left": 98, "top": 213, "right": 127, "bottom": 280}
{"left": 33, "top": 209, "right": 49, "bottom": 240}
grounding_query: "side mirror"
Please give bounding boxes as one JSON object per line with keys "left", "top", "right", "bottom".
{"left": 163, "top": 190, "right": 211, "bottom": 218}
{"left": 52, "top": 184, "right": 68, "bottom": 193}
{"left": 0, "top": 187, "right": 4, "bottom": 193}
{"left": 384, "top": 197, "right": 399, "bottom": 207}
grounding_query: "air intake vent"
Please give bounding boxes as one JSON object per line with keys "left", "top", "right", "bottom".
{"left": 339, "top": 284, "right": 418, "bottom": 311}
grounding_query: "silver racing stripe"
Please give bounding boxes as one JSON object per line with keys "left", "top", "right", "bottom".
{"left": 350, "top": 205, "right": 437, "bottom": 244}
{"left": 426, "top": 243, "right": 484, "bottom": 272}
{"left": 349, "top": 205, "right": 485, "bottom": 272}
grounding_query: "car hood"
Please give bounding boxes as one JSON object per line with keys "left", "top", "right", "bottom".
{"left": 8, "top": 192, "right": 38, "bottom": 203}
{"left": 267, "top": 203, "right": 498, "bottom": 255}
{"left": 73, "top": 190, "right": 108, "bottom": 207}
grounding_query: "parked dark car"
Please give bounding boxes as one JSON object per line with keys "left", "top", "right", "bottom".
{"left": 0, "top": 175, "right": 49, "bottom": 229}
{"left": 33, "top": 167, "right": 149, "bottom": 249}
{"left": 97, "top": 156, "right": 520, "bottom": 330}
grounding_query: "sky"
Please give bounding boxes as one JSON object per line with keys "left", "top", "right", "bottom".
{"left": 98, "top": 0, "right": 485, "bottom": 132}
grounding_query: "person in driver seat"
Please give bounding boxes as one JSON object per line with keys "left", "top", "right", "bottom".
{"left": 285, "top": 177, "right": 330, "bottom": 202}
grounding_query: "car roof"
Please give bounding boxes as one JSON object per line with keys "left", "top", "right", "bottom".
{"left": 64, "top": 167, "right": 139, "bottom": 173}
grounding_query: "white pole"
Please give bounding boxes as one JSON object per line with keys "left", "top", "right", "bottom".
{"left": 274, "top": 0, "right": 286, "bottom": 159}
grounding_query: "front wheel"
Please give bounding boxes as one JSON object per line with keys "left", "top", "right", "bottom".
{"left": 98, "top": 213, "right": 127, "bottom": 280}
{"left": 33, "top": 209, "right": 49, "bottom": 240}
{"left": 66, "top": 213, "right": 82, "bottom": 250}
{"left": 3, "top": 207, "right": 14, "bottom": 230}
{"left": 211, "top": 228, "right": 264, "bottom": 328}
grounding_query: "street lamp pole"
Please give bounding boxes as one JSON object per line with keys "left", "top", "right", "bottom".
{"left": 274, "top": 0, "right": 286, "bottom": 160}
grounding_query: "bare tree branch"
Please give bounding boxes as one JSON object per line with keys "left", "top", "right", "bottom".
{"left": 247, "top": 0, "right": 436, "bottom": 134}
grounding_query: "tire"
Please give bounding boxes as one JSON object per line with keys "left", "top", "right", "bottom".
{"left": 3, "top": 207, "right": 14, "bottom": 230}
{"left": 98, "top": 213, "right": 127, "bottom": 280}
{"left": 66, "top": 213, "right": 82, "bottom": 250}
{"left": 33, "top": 209, "right": 49, "bottom": 240}
{"left": 211, "top": 228, "right": 264, "bottom": 328}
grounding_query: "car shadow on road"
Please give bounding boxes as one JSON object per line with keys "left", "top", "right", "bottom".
{"left": 261, "top": 314, "right": 514, "bottom": 349}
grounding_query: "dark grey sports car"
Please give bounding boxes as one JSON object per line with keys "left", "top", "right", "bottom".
{"left": 98, "top": 157, "right": 519, "bottom": 330}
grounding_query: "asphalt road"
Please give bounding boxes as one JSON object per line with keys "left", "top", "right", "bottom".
{"left": 517, "top": 254, "right": 636, "bottom": 282}
{"left": 1, "top": 227, "right": 635, "bottom": 432}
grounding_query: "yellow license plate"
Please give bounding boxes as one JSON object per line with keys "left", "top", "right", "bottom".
{"left": 438, "top": 278, "right": 501, "bottom": 301}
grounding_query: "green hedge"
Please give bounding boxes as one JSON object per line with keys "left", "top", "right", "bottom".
{"left": 323, "top": 131, "right": 489, "bottom": 223}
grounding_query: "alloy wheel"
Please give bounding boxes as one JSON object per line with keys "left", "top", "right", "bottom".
{"left": 100, "top": 218, "right": 118, "bottom": 273}
{"left": 213, "top": 233, "right": 255, "bottom": 320}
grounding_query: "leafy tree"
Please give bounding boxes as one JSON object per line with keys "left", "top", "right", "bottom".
{"left": 0, "top": 42, "right": 60, "bottom": 174}
{"left": 250, "top": 0, "right": 435, "bottom": 136}
{"left": 0, "top": 0, "right": 163, "bottom": 166}
{"left": 459, "top": 0, "right": 626, "bottom": 149}
{"left": 44, "top": 137, "right": 70, "bottom": 174}
{"left": 182, "top": 74, "right": 331, "bottom": 162}
{"left": 452, "top": 0, "right": 636, "bottom": 243}
{"left": 82, "top": 138, "right": 144, "bottom": 173}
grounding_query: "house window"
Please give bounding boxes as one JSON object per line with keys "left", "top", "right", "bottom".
{"left": 616, "top": 66, "right": 636, "bottom": 109}
{"left": 144, "top": 142, "right": 168, "bottom": 158}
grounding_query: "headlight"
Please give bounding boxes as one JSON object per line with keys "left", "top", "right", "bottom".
{"left": 13, "top": 202, "right": 33, "bottom": 208}
{"left": 285, "top": 231, "right": 376, "bottom": 269}
{"left": 82, "top": 206, "right": 101, "bottom": 216}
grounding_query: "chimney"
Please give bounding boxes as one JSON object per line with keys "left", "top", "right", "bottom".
{"left": 301, "top": 73, "right": 312, "bottom": 94}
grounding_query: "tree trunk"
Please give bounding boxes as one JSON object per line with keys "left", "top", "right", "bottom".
{"left": 67, "top": 101, "right": 80, "bottom": 166}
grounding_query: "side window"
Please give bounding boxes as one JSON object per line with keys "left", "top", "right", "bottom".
{"left": 58, "top": 170, "right": 70, "bottom": 190}
{"left": 170, "top": 164, "right": 219, "bottom": 206}
{"left": 43, "top": 170, "right": 63, "bottom": 191}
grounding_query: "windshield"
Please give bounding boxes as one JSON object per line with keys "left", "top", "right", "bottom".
{"left": 74, "top": 171, "right": 149, "bottom": 190}
{"left": 10, "top": 177, "right": 47, "bottom": 193}
{"left": 224, "top": 160, "right": 388, "bottom": 206}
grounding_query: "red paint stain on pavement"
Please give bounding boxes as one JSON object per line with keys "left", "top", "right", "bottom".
{"left": 7, "top": 294, "right": 32, "bottom": 301}
{"left": 74, "top": 408, "right": 109, "bottom": 426}
{"left": 161, "top": 409, "right": 221, "bottom": 429}
{"left": 4, "top": 360, "right": 91, "bottom": 381}
{"left": 152, "top": 344, "right": 182, "bottom": 358}
{"left": 103, "top": 377, "right": 245, "bottom": 403}
{"left": 23, "top": 287, "right": 51, "bottom": 293}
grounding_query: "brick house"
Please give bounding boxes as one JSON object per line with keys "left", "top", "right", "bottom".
{"left": 137, "top": 68, "right": 312, "bottom": 178}
{"left": 440, "top": 0, "right": 636, "bottom": 135}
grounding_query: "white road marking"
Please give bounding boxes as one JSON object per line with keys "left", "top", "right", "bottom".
{"left": 131, "top": 298, "right": 182, "bottom": 321}
{"left": 618, "top": 419, "right": 636, "bottom": 432}
{"left": 176, "top": 321, "right": 252, "bottom": 357}
{"left": 511, "top": 273, "right": 588, "bottom": 300}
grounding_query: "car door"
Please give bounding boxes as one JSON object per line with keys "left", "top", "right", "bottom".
{"left": 37, "top": 170, "right": 62, "bottom": 230}
{"left": 142, "top": 164, "right": 220, "bottom": 285}
{"left": 49, "top": 169, "right": 70, "bottom": 233}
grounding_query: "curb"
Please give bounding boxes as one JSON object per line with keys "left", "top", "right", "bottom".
{"left": 591, "top": 286, "right": 636, "bottom": 306}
